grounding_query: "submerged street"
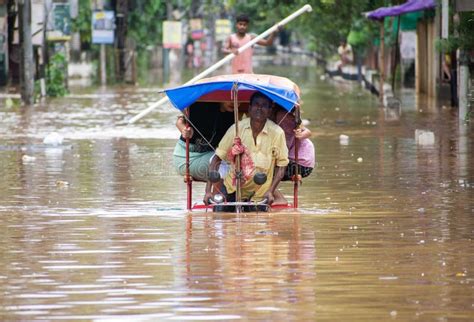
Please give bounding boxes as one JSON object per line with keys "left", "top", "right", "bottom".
{"left": 0, "top": 64, "right": 472, "bottom": 320}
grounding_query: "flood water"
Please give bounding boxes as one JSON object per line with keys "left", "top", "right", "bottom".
{"left": 0, "top": 63, "right": 473, "bottom": 321}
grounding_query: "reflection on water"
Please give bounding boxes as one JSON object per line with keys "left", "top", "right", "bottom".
{"left": 0, "top": 65, "right": 472, "bottom": 320}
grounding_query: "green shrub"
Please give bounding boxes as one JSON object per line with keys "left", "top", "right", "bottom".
{"left": 46, "top": 53, "right": 68, "bottom": 97}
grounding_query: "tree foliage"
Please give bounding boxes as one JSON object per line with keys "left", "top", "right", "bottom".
{"left": 46, "top": 53, "right": 68, "bottom": 97}
{"left": 436, "top": 11, "right": 474, "bottom": 52}
{"left": 70, "top": 0, "right": 472, "bottom": 61}
{"left": 227, "top": 0, "right": 386, "bottom": 57}
{"left": 128, "top": 0, "right": 167, "bottom": 50}
{"left": 127, "top": 0, "right": 192, "bottom": 50}
{"left": 72, "top": 0, "right": 92, "bottom": 47}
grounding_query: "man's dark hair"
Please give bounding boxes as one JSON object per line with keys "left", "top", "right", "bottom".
{"left": 236, "top": 14, "right": 250, "bottom": 23}
{"left": 250, "top": 91, "right": 272, "bottom": 106}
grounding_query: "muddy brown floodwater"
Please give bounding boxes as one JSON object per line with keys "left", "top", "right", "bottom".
{"left": 0, "top": 65, "right": 472, "bottom": 320}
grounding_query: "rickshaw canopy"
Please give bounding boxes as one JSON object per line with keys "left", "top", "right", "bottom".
{"left": 164, "top": 74, "right": 301, "bottom": 112}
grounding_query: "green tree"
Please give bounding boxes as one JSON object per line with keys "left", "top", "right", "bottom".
{"left": 227, "top": 0, "right": 387, "bottom": 57}
{"left": 436, "top": 11, "right": 474, "bottom": 52}
{"left": 72, "top": 0, "right": 92, "bottom": 48}
{"left": 128, "top": 0, "right": 167, "bottom": 50}
{"left": 127, "top": 0, "right": 192, "bottom": 50}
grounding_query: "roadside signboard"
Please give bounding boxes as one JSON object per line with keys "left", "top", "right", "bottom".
{"left": 46, "top": 3, "right": 71, "bottom": 41}
{"left": 163, "top": 21, "right": 182, "bottom": 49}
{"left": 92, "top": 11, "right": 115, "bottom": 44}
{"left": 190, "top": 19, "right": 204, "bottom": 40}
{"left": 215, "top": 19, "right": 231, "bottom": 42}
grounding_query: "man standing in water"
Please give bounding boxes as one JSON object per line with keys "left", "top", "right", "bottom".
{"left": 204, "top": 92, "right": 289, "bottom": 205}
{"left": 336, "top": 38, "right": 354, "bottom": 71}
{"left": 223, "top": 14, "right": 279, "bottom": 74}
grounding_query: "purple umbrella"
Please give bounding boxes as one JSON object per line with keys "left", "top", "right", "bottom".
{"left": 366, "top": 0, "right": 436, "bottom": 21}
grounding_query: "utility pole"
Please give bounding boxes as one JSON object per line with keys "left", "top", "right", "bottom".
{"left": 18, "top": 0, "right": 34, "bottom": 105}
{"left": 116, "top": 0, "right": 128, "bottom": 82}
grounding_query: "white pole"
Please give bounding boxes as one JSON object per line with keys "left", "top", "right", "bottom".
{"left": 459, "top": 55, "right": 468, "bottom": 121}
{"left": 127, "top": 4, "right": 312, "bottom": 124}
{"left": 441, "top": 0, "right": 449, "bottom": 39}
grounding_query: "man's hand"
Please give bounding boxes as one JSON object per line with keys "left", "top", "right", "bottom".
{"left": 230, "top": 137, "right": 244, "bottom": 156}
{"left": 231, "top": 48, "right": 239, "bottom": 55}
{"left": 203, "top": 191, "right": 214, "bottom": 205}
{"left": 181, "top": 127, "right": 194, "bottom": 139}
{"left": 263, "top": 191, "right": 274, "bottom": 205}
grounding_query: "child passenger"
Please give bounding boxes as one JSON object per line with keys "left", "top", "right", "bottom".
{"left": 272, "top": 105, "right": 316, "bottom": 204}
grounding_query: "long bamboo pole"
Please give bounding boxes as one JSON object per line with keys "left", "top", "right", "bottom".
{"left": 127, "top": 4, "right": 312, "bottom": 124}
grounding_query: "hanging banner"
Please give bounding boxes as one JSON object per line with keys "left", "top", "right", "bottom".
{"left": 215, "top": 19, "right": 231, "bottom": 42}
{"left": 92, "top": 11, "right": 115, "bottom": 44}
{"left": 190, "top": 18, "right": 204, "bottom": 40}
{"left": 163, "top": 21, "right": 182, "bottom": 49}
{"left": 400, "top": 31, "right": 416, "bottom": 60}
{"left": 46, "top": 3, "right": 71, "bottom": 41}
{"left": 32, "top": 0, "right": 45, "bottom": 45}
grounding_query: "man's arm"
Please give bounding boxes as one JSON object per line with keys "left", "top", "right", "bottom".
{"left": 254, "top": 31, "right": 277, "bottom": 46}
{"left": 263, "top": 165, "right": 286, "bottom": 205}
{"left": 263, "top": 128, "right": 289, "bottom": 204}
{"left": 203, "top": 125, "right": 235, "bottom": 204}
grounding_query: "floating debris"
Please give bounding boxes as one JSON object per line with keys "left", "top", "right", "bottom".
{"left": 357, "top": 157, "right": 363, "bottom": 163}
{"left": 43, "top": 132, "right": 64, "bottom": 146}
{"left": 415, "top": 129, "right": 435, "bottom": 146}
{"left": 56, "top": 180, "right": 69, "bottom": 187}
{"left": 255, "top": 230, "right": 278, "bottom": 236}
{"left": 22, "top": 155, "right": 36, "bottom": 163}
{"left": 339, "top": 134, "right": 349, "bottom": 145}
